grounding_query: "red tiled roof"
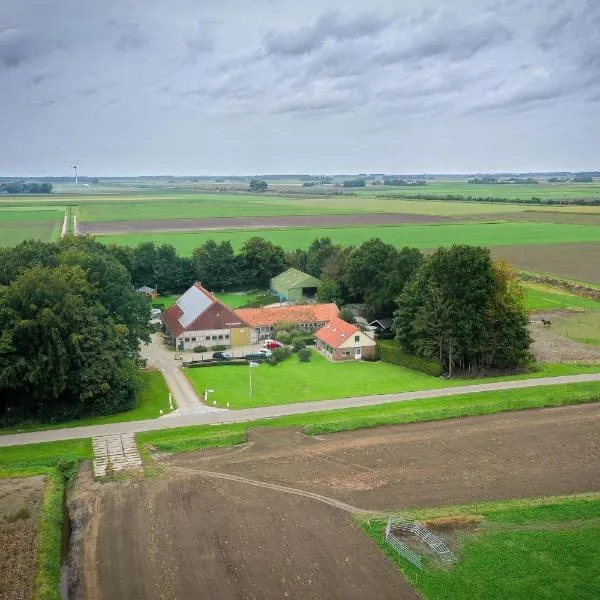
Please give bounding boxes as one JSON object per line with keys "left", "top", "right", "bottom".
{"left": 163, "top": 283, "right": 247, "bottom": 337}
{"left": 315, "top": 317, "right": 360, "bottom": 348}
{"left": 234, "top": 303, "right": 339, "bottom": 327}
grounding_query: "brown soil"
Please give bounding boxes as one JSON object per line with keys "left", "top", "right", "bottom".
{"left": 69, "top": 405, "right": 600, "bottom": 599}
{"left": 81, "top": 212, "right": 453, "bottom": 234}
{"left": 0, "top": 476, "right": 46, "bottom": 600}
{"left": 491, "top": 242, "right": 600, "bottom": 284}
{"left": 530, "top": 315, "right": 600, "bottom": 362}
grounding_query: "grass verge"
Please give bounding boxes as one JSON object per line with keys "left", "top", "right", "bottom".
{"left": 1, "top": 370, "right": 172, "bottom": 435}
{"left": 360, "top": 493, "right": 600, "bottom": 600}
{"left": 137, "top": 380, "right": 600, "bottom": 454}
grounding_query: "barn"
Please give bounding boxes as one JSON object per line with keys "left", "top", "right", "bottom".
{"left": 270, "top": 268, "right": 323, "bottom": 302}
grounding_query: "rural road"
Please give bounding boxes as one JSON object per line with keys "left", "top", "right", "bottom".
{"left": 1, "top": 372, "right": 599, "bottom": 447}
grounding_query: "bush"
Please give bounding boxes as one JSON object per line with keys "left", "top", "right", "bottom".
{"left": 298, "top": 348, "right": 312, "bottom": 362}
{"left": 339, "top": 308, "right": 356, "bottom": 324}
{"left": 193, "top": 345, "right": 208, "bottom": 353}
{"left": 270, "top": 346, "right": 292, "bottom": 364}
{"left": 212, "top": 344, "right": 228, "bottom": 351}
{"left": 275, "top": 330, "right": 292, "bottom": 345}
{"left": 273, "top": 320, "right": 296, "bottom": 333}
{"left": 292, "top": 337, "right": 306, "bottom": 352}
{"left": 378, "top": 340, "right": 442, "bottom": 376}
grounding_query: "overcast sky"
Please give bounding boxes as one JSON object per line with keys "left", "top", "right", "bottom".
{"left": 1, "top": 0, "right": 599, "bottom": 175}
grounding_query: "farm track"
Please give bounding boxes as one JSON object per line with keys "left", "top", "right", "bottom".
{"left": 80, "top": 212, "right": 455, "bottom": 234}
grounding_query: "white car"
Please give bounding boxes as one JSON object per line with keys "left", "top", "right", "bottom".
{"left": 258, "top": 348, "right": 272, "bottom": 357}
{"left": 150, "top": 308, "right": 162, "bottom": 318}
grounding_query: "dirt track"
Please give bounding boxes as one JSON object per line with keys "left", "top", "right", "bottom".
{"left": 81, "top": 212, "right": 453, "bottom": 234}
{"left": 69, "top": 404, "right": 600, "bottom": 600}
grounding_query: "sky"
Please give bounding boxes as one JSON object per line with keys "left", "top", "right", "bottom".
{"left": 1, "top": 0, "right": 599, "bottom": 176}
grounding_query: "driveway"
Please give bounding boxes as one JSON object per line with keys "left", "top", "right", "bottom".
{"left": 141, "top": 334, "right": 226, "bottom": 416}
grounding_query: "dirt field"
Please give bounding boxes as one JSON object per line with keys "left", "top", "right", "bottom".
{"left": 81, "top": 212, "right": 454, "bottom": 234}
{"left": 530, "top": 313, "right": 600, "bottom": 362}
{"left": 68, "top": 404, "right": 600, "bottom": 600}
{"left": 492, "top": 242, "right": 600, "bottom": 284}
{"left": 0, "top": 475, "right": 46, "bottom": 600}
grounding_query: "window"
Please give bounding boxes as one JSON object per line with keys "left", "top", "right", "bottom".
{"left": 342, "top": 350, "right": 350, "bottom": 356}
{"left": 184, "top": 337, "right": 190, "bottom": 342}
{"left": 355, "top": 335, "right": 360, "bottom": 342}
{"left": 191, "top": 337, "right": 196, "bottom": 342}
{"left": 212, "top": 335, "right": 217, "bottom": 340}
{"left": 218, "top": 335, "right": 223, "bottom": 340}
{"left": 225, "top": 334, "right": 230, "bottom": 339}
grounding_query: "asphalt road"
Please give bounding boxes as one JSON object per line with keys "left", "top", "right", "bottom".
{"left": 1, "top": 373, "right": 599, "bottom": 447}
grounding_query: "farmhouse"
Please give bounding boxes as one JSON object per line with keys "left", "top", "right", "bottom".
{"left": 270, "top": 268, "right": 323, "bottom": 302}
{"left": 315, "top": 317, "right": 377, "bottom": 361}
{"left": 163, "top": 283, "right": 251, "bottom": 350}
{"left": 235, "top": 303, "right": 339, "bottom": 342}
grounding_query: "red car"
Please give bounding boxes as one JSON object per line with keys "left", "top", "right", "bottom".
{"left": 264, "top": 340, "right": 283, "bottom": 350}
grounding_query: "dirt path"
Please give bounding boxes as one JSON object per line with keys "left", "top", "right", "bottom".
{"left": 81, "top": 212, "right": 453, "bottom": 234}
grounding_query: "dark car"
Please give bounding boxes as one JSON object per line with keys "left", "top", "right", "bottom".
{"left": 212, "top": 351, "right": 232, "bottom": 361}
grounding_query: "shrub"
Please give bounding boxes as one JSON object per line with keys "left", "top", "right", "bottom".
{"left": 292, "top": 337, "right": 306, "bottom": 352}
{"left": 275, "top": 330, "right": 292, "bottom": 345}
{"left": 193, "top": 345, "right": 208, "bottom": 353}
{"left": 378, "top": 340, "right": 442, "bottom": 376}
{"left": 271, "top": 346, "right": 292, "bottom": 364}
{"left": 298, "top": 348, "right": 312, "bottom": 362}
{"left": 273, "top": 320, "right": 296, "bottom": 333}
{"left": 212, "top": 344, "right": 228, "bottom": 351}
{"left": 339, "top": 308, "right": 356, "bottom": 324}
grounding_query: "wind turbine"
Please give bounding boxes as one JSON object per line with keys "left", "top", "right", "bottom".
{"left": 71, "top": 160, "right": 79, "bottom": 184}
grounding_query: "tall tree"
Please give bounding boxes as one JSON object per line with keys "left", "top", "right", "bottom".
{"left": 237, "top": 237, "right": 286, "bottom": 288}
{"left": 192, "top": 240, "right": 239, "bottom": 290}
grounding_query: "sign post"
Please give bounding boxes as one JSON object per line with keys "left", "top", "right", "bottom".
{"left": 248, "top": 361, "right": 259, "bottom": 398}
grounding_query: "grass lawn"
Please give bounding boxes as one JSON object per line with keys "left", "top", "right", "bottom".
{"left": 523, "top": 282, "right": 600, "bottom": 311}
{"left": 184, "top": 352, "right": 600, "bottom": 409}
{"left": 0, "top": 370, "right": 172, "bottom": 435}
{"left": 96, "top": 222, "right": 600, "bottom": 254}
{"left": 549, "top": 312, "right": 600, "bottom": 346}
{"left": 137, "top": 380, "right": 600, "bottom": 454}
{"left": 153, "top": 293, "right": 179, "bottom": 308}
{"left": 362, "top": 494, "right": 600, "bottom": 600}
{"left": 0, "top": 208, "right": 64, "bottom": 246}
{"left": 215, "top": 292, "right": 262, "bottom": 308}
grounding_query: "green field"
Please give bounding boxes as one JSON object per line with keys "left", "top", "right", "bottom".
{"left": 0, "top": 208, "right": 64, "bottom": 246}
{"left": 365, "top": 180, "right": 600, "bottom": 201}
{"left": 184, "top": 352, "right": 600, "bottom": 409}
{"left": 363, "top": 494, "right": 600, "bottom": 600}
{"left": 0, "top": 370, "right": 171, "bottom": 434}
{"left": 215, "top": 292, "right": 262, "bottom": 308}
{"left": 549, "top": 312, "right": 600, "bottom": 347}
{"left": 523, "top": 283, "right": 600, "bottom": 311}
{"left": 97, "top": 222, "right": 600, "bottom": 254}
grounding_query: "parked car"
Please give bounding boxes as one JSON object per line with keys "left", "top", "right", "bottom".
{"left": 150, "top": 308, "right": 162, "bottom": 318}
{"left": 264, "top": 340, "right": 283, "bottom": 349}
{"left": 212, "top": 351, "right": 232, "bottom": 361}
{"left": 244, "top": 349, "right": 272, "bottom": 360}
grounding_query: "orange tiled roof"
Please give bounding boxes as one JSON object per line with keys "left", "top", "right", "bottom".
{"left": 235, "top": 303, "right": 339, "bottom": 327}
{"left": 315, "top": 317, "right": 360, "bottom": 348}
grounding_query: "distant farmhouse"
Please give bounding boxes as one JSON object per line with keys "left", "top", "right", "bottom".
{"left": 270, "top": 268, "right": 323, "bottom": 302}
{"left": 163, "top": 283, "right": 251, "bottom": 350}
{"left": 315, "top": 317, "right": 376, "bottom": 361}
{"left": 235, "top": 304, "right": 339, "bottom": 343}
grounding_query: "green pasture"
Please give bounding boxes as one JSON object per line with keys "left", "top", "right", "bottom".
{"left": 215, "top": 292, "right": 262, "bottom": 308}
{"left": 523, "top": 283, "right": 600, "bottom": 312}
{"left": 97, "top": 222, "right": 600, "bottom": 255}
{"left": 0, "top": 208, "right": 64, "bottom": 246}
{"left": 549, "top": 312, "right": 600, "bottom": 347}
{"left": 0, "top": 370, "right": 172, "bottom": 434}
{"left": 364, "top": 180, "right": 600, "bottom": 201}
{"left": 184, "top": 351, "right": 600, "bottom": 409}
{"left": 363, "top": 494, "right": 600, "bottom": 600}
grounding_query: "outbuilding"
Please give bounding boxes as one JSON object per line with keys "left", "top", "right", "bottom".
{"left": 270, "top": 268, "right": 323, "bottom": 302}
{"left": 315, "top": 317, "right": 377, "bottom": 361}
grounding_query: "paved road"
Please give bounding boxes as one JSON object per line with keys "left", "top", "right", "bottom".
{"left": 1, "top": 372, "right": 599, "bottom": 447}
{"left": 141, "top": 334, "right": 224, "bottom": 416}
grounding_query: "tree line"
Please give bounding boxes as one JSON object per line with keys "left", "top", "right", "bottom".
{"left": 1, "top": 182, "right": 53, "bottom": 194}
{"left": 0, "top": 237, "right": 150, "bottom": 424}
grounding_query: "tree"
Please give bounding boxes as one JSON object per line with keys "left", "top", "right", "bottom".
{"left": 305, "top": 237, "right": 341, "bottom": 278}
{"left": 342, "top": 179, "right": 366, "bottom": 188}
{"left": 249, "top": 179, "right": 268, "bottom": 192}
{"left": 192, "top": 240, "right": 238, "bottom": 290}
{"left": 237, "top": 237, "right": 286, "bottom": 288}
{"left": 339, "top": 307, "right": 355, "bottom": 324}
{"left": 316, "top": 280, "right": 341, "bottom": 304}
{"left": 131, "top": 242, "right": 158, "bottom": 288}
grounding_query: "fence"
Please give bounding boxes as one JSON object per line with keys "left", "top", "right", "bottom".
{"left": 385, "top": 518, "right": 457, "bottom": 568}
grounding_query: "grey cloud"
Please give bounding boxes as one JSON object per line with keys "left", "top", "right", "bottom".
{"left": 264, "top": 11, "right": 390, "bottom": 57}
{"left": 109, "top": 21, "right": 148, "bottom": 52}
{"left": 0, "top": 28, "right": 39, "bottom": 68}
{"left": 31, "top": 71, "right": 55, "bottom": 85}
{"left": 184, "top": 22, "right": 216, "bottom": 62}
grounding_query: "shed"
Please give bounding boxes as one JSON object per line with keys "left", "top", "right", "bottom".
{"left": 136, "top": 285, "right": 158, "bottom": 298}
{"left": 270, "top": 268, "right": 323, "bottom": 302}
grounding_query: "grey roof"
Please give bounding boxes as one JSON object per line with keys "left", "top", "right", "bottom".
{"left": 369, "top": 318, "right": 394, "bottom": 329}
{"left": 136, "top": 286, "right": 157, "bottom": 293}
{"left": 176, "top": 285, "right": 214, "bottom": 327}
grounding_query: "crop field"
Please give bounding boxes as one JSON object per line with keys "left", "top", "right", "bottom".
{"left": 67, "top": 404, "right": 600, "bottom": 599}
{"left": 0, "top": 207, "right": 64, "bottom": 246}
{"left": 96, "top": 221, "right": 600, "bottom": 254}
{"left": 363, "top": 180, "right": 600, "bottom": 201}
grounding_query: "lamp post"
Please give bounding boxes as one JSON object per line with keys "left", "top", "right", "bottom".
{"left": 248, "top": 361, "right": 259, "bottom": 398}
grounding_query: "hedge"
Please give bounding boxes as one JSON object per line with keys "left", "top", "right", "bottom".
{"left": 377, "top": 340, "right": 443, "bottom": 376}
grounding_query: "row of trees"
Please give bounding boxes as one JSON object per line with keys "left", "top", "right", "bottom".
{"left": 0, "top": 237, "right": 150, "bottom": 424}
{"left": 1, "top": 182, "right": 53, "bottom": 194}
